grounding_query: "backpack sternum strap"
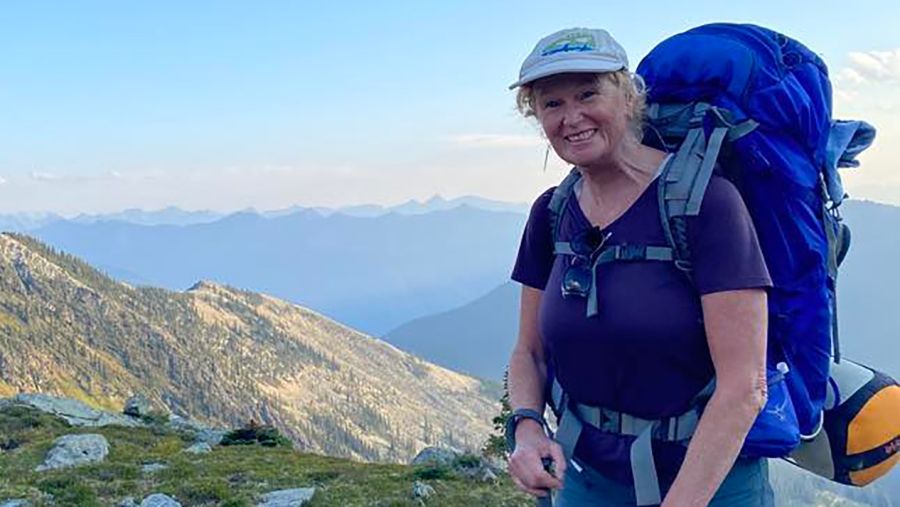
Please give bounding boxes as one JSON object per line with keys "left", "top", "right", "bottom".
{"left": 595, "top": 245, "right": 675, "bottom": 263}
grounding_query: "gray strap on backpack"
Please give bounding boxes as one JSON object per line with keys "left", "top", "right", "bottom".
{"left": 631, "top": 422, "right": 662, "bottom": 506}
{"left": 655, "top": 103, "right": 758, "bottom": 269}
{"left": 548, "top": 168, "right": 583, "bottom": 246}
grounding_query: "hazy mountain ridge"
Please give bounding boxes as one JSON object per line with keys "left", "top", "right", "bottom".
{"left": 30, "top": 205, "right": 527, "bottom": 335}
{"left": 386, "top": 282, "right": 520, "bottom": 381}
{"left": 0, "top": 195, "right": 530, "bottom": 231}
{"left": 0, "top": 233, "right": 498, "bottom": 463}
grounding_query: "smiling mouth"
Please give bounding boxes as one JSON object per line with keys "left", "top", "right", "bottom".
{"left": 565, "top": 129, "right": 597, "bottom": 142}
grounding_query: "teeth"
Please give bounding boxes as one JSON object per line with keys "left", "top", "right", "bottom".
{"left": 566, "top": 129, "right": 595, "bottom": 142}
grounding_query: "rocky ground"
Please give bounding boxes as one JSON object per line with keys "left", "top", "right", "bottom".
{"left": 0, "top": 394, "right": 528, "bottom": 507}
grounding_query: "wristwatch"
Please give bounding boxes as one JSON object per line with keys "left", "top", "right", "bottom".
{"left": 505, "top": 408, "right": 547, "bottom": 453}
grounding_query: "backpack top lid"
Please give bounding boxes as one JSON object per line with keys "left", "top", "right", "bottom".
{"left": 636, "top": 23, "right": 833, "bottom": 173}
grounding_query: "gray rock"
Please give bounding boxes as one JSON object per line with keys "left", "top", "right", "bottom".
{"left": 123, "top": 395, "right": 153, "bottom": 418}
{"left": 184, "top": 442, "right": 212, "bottom": 454}
{"left": 412, "top": 481, "right": 435, "bottom": 499}
{"left": 141, "top": 462, "right": 168, "bottom": 474}
{"left": 0, "top": 500, "right": 31, "bottom": 507}
{"left": 166, "top": 416, "right": 225, "bottom": 445}
{"left": 35, "top": 433, "right": 109, "bottom": 471}
{"left": 410, "top": 446, "right": 460, "bottom": 467}
{"left": 140, "top": 494, "right": 182, "bottom": 507}
{"left": 14, "top": 393, "right": 142, "bottom": 428}
{"left": 255, "top": 487, "right": 316, "bottom": 507}
{"left": 195, "top": 428, "right": 226, "bottom": 446}
{"left": 117, "top": 497, "right": 139, "bottom": 507}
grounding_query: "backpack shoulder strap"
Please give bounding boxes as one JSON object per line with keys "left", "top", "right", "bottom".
{"left": 653, "top": 102, "right": 758, "bottom": 271}
{"left": 548, "top": 167, "right": 582, "bottom": 244}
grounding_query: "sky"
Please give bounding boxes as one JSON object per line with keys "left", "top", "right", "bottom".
{"left": 1, "top": 0, "right": 899, "bottom": 215}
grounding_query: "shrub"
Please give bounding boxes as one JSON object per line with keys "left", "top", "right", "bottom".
{"left": 220, "top": 420, "right": 292, "bottom": 448}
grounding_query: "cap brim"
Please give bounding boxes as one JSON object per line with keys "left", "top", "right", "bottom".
{"left": 508, "top": 58, "right": 626, "bottom": 89}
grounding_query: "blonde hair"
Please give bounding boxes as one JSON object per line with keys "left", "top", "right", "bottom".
{"left": 515, "top": 70, "right": 647, "bottom": 140}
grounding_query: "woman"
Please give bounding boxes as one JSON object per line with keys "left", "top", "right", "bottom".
{"left": 506, "top": 28, "right": 775, "bottom": 506}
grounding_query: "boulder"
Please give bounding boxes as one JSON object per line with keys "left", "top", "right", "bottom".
{"left": 123, "top": 395, "right": 153, "bottom": 418}
{"left": 410, "top": 446, "right": 460, "bottom": 467}
{"left": 166, "top": 416, "right": 226, "bottom": 445}
{"left": 14, "top": 393, "right": 142, "bottom": 428}
{"left": 35, "top": 434, "right": 109, "bottom": 471}
{"left": 194, "top": 428, "right": 226, "bottom": 446}
{"left": 255, "top": 487, "right": 316, "bottom": 507}
{"left": 140, "top": 494, "right": 181, "bottom": 507}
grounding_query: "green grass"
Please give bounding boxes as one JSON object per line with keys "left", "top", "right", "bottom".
{"left": 0, "top": 405, "right": 532, "bottom": 506}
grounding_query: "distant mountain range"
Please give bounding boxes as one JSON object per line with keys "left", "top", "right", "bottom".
{"left": 0, "top": 233, "right": 498, "bottom": 462}
{"left": 0, "top": 195, "right": 530, "bottom": 231}
{"left": 27, "top": 205, "right": 526, "bottom": 335}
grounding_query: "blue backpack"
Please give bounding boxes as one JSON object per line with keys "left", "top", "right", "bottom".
{"left": 545, "top": 24, "right": 877, "bottom": 505}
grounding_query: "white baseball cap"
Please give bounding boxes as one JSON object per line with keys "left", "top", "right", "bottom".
{"left": 509, "top": 28, "right": 629, "bottom": 89}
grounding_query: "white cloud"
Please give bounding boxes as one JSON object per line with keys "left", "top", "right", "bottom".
{"left": 0, "top": 176, "right": 6, "bottom": 185}
{"left": 842, "top": 49, "right": 900, "bottom": 84}
{"left": 31, "top": 171, "right": 60, "bottom": 181}
{"left": 30, "top": 170, "right": 128, "bottom": 183}
{"left": 834, "top": 68, "right": 865, "bottom": 87}
{"left": 833, "top": 89, "right": 860, "bottom": 104}
{"left": 442, "top": 133, "right": 544, "bottom": 149}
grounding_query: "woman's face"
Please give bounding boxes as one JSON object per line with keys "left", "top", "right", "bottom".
{"left": 533, "top": 74, "right": 632, "bottom": 169}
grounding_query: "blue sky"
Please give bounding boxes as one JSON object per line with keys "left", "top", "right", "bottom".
{"left": 2, "top": 1, "right": 898, "bottom": 215}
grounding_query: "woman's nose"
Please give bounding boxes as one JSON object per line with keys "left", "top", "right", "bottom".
{"left": 561, "top": 104, "right": 583, "bottom": 126}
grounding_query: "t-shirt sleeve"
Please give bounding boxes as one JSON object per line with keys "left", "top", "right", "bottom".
{"left": 686, "top": 176, "right": 773, "bottom": 295}
{"left": 511, "top": 188, "right": 556, "bottom": 290}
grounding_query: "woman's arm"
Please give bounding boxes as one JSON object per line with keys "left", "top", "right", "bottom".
{"left": 662, "top": 288, "right": 769, "bottom": 506}
{"left": 507, "top": 285, "right": 567, "bottom": 496}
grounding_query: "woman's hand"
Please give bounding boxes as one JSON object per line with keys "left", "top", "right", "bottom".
{"left": 508, "top": 419, "right": 567, "bottom": 497}
{"left": 508, "top": 285, "right": 565, "bottom": 497}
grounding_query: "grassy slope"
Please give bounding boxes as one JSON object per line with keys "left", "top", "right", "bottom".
{"left": 0, "top": 405, "right": 531, "bottom": 507}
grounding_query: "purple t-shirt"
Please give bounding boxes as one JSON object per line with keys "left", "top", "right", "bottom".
{"left": 511, "top": 174, "right": 772, "bottom": 483}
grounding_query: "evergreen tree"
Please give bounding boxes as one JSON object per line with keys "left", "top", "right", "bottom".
{"left": 482, "top": 367, "right": 512, "bottom": 459}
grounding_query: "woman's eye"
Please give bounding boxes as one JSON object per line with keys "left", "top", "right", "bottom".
{"left": 543, "top": 99, "right": 561, "bottom": 109}
{"left": 580, "top": 90, "right": 597, "bottom": 100}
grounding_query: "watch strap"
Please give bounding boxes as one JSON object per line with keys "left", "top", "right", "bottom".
{"left": 505, "top": 408, "right": 547, "bottom": 453}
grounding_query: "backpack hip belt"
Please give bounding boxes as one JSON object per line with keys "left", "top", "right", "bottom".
{"left": 550, "top": 378, "right": 711, "bottom": 506}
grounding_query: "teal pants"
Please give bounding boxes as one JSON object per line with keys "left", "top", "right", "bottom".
{"left": 555, "top": 457, "right": 775, "bottom": 506}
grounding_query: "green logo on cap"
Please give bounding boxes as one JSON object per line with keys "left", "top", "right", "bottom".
{"left": 541, "top": 32, "right": 596, "bottom": 57}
